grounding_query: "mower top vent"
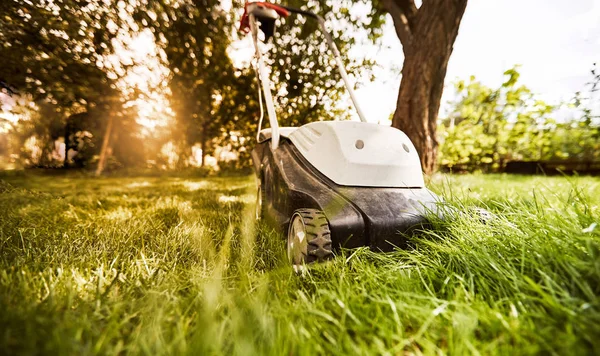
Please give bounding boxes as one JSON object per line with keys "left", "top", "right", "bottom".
{"left": 288, "top": 121, "right": 425, "bottom": 188}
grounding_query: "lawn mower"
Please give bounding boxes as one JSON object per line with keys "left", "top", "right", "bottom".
{"left": 240, "top": 2, "right": 441, "bottom": 268}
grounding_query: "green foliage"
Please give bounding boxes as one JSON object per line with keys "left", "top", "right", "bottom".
{"left": 217, "top": 0, "right": 382, "bottom": 167}
{"left": 1, "top": 173, "right": 600, "bottom": 354}
{"left": 439, "top": 66, "right": 600, "bottom": 172}
{"left": 131, "top": 0, "right": 383, "bottom": 168}
{"left": 0, "top": 0, "right": 121, "bottom": 107}
{"left": 3, "top": 0, "right": 595, "bottom": 174}
{"left": 0, "top": 0, "right": 144, "bottom": 169}
{"left": 265, "top": 0, "right": 373, "bottom": 125}
{"left": 0, "top": 1, "right": 386, "bottom": 170}
{"left": 136, "top": 0, "right": 242, "bottom": 166}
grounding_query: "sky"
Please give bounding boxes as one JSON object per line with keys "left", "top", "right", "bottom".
{"left": 354, "top": 0, "right": 600, "bottom": 123}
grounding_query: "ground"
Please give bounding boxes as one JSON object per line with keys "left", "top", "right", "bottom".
{"left": 0, "top": 172, "right": 599, "bottom": 355}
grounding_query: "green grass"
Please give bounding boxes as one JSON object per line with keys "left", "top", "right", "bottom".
{"left": 1, "top": 172, "right": 599, "bottom": 355}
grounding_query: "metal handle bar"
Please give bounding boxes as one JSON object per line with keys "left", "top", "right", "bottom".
{"left": 280, "top": 5, "right": 368, "bottom": 123}
{"left": 249, "top": 12, "right": 280, "bottom": 150}
{"left": 245, "top": 2, "right": 368, "bottom": 151}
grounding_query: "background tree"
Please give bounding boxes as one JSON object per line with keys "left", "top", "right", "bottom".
{"left": 365, "top": 0, "right": 468, "bottom": 174}
{"left": 265, "top": 0, "right": 371, "bottom": 126}
{"left": 136, "top": 0, "right": 240, "bottom": 167}
{"left": 439, "top": 66, "right": 600, "bottom": 172}
{"left": 219, "top": 0, "right": 378, "bottom": 168}
{"left": 137, "top": 0, "right": 374, "bottom": 168}
{"left": 0, "top": 0, "right": 141, "bottom": 172}
{"left": 439, "top": 68, "right": 551, "bottom": 171}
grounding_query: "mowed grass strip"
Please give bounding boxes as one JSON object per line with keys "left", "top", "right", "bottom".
{"left": 0, "top": 173, "right": 599, "bottom": 355}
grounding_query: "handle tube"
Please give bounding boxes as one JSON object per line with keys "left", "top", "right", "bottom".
{"left": 281, "top": 6, "right": 368, "bottom": 123}
{"left": 249, "top": 13, "right": 280, "bottom": 149}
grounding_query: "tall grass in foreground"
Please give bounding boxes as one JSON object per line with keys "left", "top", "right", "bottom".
{"left": 0, "top": 173, "right": 599, "bottom": 355}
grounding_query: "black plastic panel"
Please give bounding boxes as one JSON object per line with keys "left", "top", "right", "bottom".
{"left": 252, "top": 138, "right": 439, "bottom": 251}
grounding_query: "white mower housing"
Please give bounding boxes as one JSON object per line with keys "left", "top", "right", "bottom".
{"left": 289, "top": 121, "right": 425, "bottom": 188}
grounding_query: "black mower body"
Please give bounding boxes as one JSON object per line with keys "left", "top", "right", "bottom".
{"left": 252, "top": 135, "right": 440, "bottom": 252}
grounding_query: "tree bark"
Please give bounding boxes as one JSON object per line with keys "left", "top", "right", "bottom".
{"left": 200, "top": 122, "right": 207, "bottom": 167}
{"left": 95, "top": 115, "right": 113, "bottom": 176}
{"left": 200, "top": 137, "right": 205, "bottom": 167}
{"left": 63, "top": 116, "right": 70, "bottom": 168}
{"left": 384, "top": 0, "right": 468, "bottom": 175}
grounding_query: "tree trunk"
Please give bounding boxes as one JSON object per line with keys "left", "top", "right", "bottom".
{"left": 95, "top": 115, "right": 113, "bottom": 176}
{"left": 200, "top": 121, "right": 209, "bottom": 167}
{"left": 63, "top": 116, "right": 70, "bottom": 168}
{"left": 200, "top": 138, "right": 205, "bottom": 167}
{"left": 384, "top": 0, "right": 468, "bottom": 175}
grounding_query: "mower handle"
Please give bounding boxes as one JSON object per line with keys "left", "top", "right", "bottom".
{"left": 242, "top": 2, "right": 368, "bottom": 151}
{"left": 279, "top": 5, "right": 368, "bottom": 123}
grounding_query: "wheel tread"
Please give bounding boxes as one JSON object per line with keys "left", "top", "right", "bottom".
{"left": 290, "top": 209, "right": 333, "bottom": 264}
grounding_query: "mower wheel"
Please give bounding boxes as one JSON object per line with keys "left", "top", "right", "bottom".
{"left": 287, "top": 209, "right": 333, "bottom": 268}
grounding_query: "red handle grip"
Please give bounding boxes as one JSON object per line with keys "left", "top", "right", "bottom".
{"left": 239, "top": 2, "right": 290, "bottom": 33}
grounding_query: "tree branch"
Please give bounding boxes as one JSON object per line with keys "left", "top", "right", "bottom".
{"left": 381, "top": 0, "right": 418, "bottom": 51}
{"left": 395, "top": 0, "right": 418, "bottom": 23}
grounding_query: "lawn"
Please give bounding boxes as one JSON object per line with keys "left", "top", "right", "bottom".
{"left": 1, "top": 172, "right": 599, "bottom": 355}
